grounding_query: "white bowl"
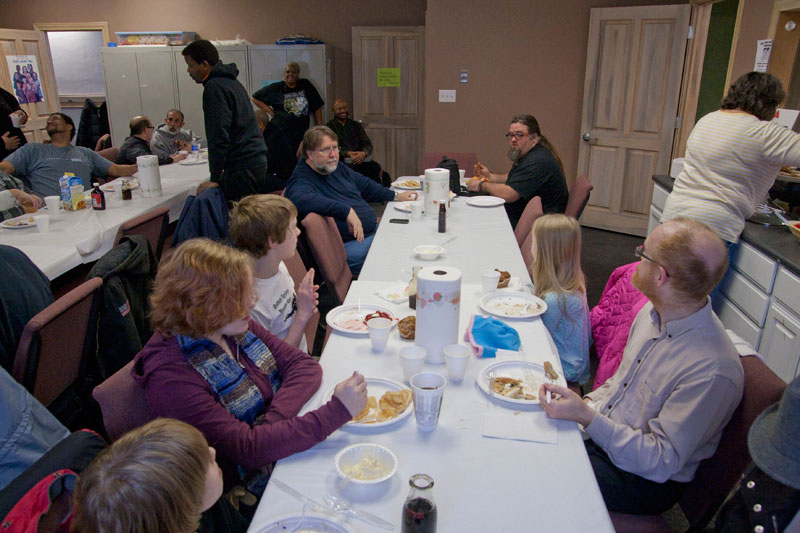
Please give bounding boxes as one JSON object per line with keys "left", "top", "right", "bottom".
{"left": 334, "top": 443, "right": 398, "bottom": 485}
{"left": 414, "top": 244, "right": 444, "bottom": 260}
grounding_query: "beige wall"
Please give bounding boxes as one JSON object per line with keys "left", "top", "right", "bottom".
{"left": 424, "top": 0, "right": 691, "bottom": 185}
{"left": 0, "top": 0, "right": 426, "bottom": 113}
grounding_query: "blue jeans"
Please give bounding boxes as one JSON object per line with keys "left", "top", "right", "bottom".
{"left": 710, "top": 240, "right": 738, "bottom": 307}
{"left": 343, "top": 233, "right": 374, "bottom": 275}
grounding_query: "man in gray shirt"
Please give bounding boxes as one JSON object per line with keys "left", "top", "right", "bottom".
{"left": 150, "top": 109, "right": 193, "bottom": 161}
{"left": 0, "top": 113, "right": 137, "bottom": 197}
{"left": 540, "top": 218, "right": 744, "bottom": 515}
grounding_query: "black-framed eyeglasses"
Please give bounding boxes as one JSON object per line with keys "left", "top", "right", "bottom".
{"left": 635, "top": 245, "right": 669, "bottom": 276}
{"left": 504, "top": 132, "right": 530, "bottom": 141}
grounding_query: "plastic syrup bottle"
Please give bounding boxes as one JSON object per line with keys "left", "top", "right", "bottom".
{"left": 91, "top": 182, "right": 106, "bottom": 210}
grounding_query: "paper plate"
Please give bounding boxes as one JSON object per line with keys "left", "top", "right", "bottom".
{"left": 326, "top": 304, "right": 396, "bottom": 335}
{"left": 466, "top": 196, "right": 505, "bottom": 207}
{"left": 253, "top": 512, "right": 352, "bottom": 533}
{"left": 0, "top": 215, "right": 36, "bottom": 230}
{"left": 478, "top": 359, "right": 565, "bottom": 406}
{"left": 393, "top": 178, "right": 422, "bottom": 190}
{"left": 178, "top": 158, "right": 207, "bottom": 166}
{"left": 393, "top": 202, "right": 413, "bottom": 213}
{"left": 479, "top": 291, "right": 547, "bottom": 318}
{"left": 100, "top": 178, "right": 139, "bottom": 192}
{"left": 325, "top": 377, "right": 413, "bottom": 429}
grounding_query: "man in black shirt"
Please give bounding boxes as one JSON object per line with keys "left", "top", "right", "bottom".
{"left": 326, "top": 98, "right": 389, "bottom": 186}
{"left": 467, "top": 115, "right": 568, "bottom": 229}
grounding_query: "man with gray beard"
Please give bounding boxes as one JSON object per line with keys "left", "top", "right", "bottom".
{"left": 467, "top": 114, "right": 568, "bottom": 229}
{"left": 284, "top": 126, "right": 417, "bottom": 274}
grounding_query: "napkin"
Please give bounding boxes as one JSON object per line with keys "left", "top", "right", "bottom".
{"left": 75, "top": 211, "right": 104, "bottom": 255}
{"left": 465, "top": 315, "right": 521, "bottom": 357}
{"left": 375, "top": 282, "right": 409, "bottom": 304}
{"left": 482, "top": 410, "right": 558, "bottom": 444}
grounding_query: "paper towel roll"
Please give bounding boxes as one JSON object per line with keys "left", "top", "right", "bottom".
{"left": 670, "top": 158, "right": 685, "bottom": 178}
{"left": 415, "top": 266, "right": 461, "bottom": 364}
{"left": 424, "top": 168, "right": 450, "bottom": 217}
{"left": 137, "top": 155, "right": 162, "bottom": 198}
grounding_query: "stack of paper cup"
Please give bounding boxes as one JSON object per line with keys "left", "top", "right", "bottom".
{"left": 415, "top": 266, "right": 461, "bottom": 364}
{"left": 423, "top": 168, "right": 450, "bottom": 217}
{"left": 137, "top": 155, "right": 162, "bottom": 198}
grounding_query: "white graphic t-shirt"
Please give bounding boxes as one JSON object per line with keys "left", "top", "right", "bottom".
{"left": 251, "top": 262, "right": 307, "bottom": 352}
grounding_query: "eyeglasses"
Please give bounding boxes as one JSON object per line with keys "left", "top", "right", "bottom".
{"left": 315, "top": 146, "right": 340, "bottom": 156}
{"left": 505, "top": 132, "right": 530, "bottom": 141}
{"left": 635, "top": 245, "right": 669, "bottom": 276}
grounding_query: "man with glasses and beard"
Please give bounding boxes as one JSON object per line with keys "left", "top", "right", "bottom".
{"left": 466, "top": 114, "right": 568, "bottom": 229}
{"left": 538, "top": 218, "right": 744, "bottom": 516}
{"left": 284, "top": 126, "right": 417, "bottom": 274}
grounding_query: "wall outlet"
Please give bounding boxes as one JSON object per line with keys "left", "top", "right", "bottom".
{"left": 438, "top": 89, "right": 456, "bottom": 103}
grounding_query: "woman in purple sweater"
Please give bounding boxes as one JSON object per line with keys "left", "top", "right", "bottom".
{"left": 132, "top": 238, "right": 367, "bottom": 498}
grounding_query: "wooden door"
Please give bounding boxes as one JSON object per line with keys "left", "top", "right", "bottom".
{"left": 577, "top": 5, "right": 690, "bottom": 236}
{"left": 0, "top": 28, "right": 60, "bottom": 143}
{"left": 352, "top": 26, "right": 424, "bottom": 180}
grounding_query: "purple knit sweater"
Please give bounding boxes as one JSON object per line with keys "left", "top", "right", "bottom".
{"left": 132, "top": 320, "right": 351, "bottom": 473}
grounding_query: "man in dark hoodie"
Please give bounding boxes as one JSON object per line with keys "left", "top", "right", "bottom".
{"left": 181, "top": 40, "right": 272, "bottom": 202}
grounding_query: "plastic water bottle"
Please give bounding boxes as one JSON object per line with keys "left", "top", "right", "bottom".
{"left": 191, "top": 142, "right": 200, "bottom": 161}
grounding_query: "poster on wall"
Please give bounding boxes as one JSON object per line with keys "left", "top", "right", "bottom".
{"left": 6, "top": 55, "right": 45, "bottom": 104}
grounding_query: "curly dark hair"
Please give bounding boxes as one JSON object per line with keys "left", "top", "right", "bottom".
{"left": 720, "top": 72, "right": 785, "bottom": 121}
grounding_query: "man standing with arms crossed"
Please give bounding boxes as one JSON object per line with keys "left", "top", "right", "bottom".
{"left": 182, "top": 40, "right": 270, "bottom": 202}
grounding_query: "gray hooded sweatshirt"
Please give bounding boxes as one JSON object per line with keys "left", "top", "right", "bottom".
{"left": 150, "top": 123, "right": 193, "bottom": 161}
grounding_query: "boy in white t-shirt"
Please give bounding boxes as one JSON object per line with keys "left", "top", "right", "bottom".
{"left": 230, "top": 194, "right": 318, "bottom": 352}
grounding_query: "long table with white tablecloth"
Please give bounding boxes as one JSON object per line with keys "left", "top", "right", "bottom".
{"left": 249, "top": 197, "right": 613, "bottom": 532}
{"left": 0, "top": 160, "right": 208, "bottom": 279}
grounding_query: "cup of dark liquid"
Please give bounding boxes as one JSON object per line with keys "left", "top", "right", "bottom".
{"left": 409, "top": 373, "right": 446, "bottom": 431}
{"left": 402, "top": 473, "right": 437, "bottom": 533}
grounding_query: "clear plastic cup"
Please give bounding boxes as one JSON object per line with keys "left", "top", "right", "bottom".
{"left": 410, "top": 372, "right": 446, "bottom": 431}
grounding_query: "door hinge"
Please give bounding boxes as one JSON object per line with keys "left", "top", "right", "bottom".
{"left": 675, "top": 116, "right": 682, "bottom": 129}
{"left": 687, "top": 26, "right": 695, "bottom": 40}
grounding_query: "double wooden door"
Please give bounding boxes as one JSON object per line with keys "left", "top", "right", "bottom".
{"left": 577, "top": 5, "right": 690, "bottom": 236}
{"left": 352, "top": 27, "right": 424, "bottom": 179}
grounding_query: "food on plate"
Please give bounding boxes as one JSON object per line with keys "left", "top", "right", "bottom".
{"left": 495, "top": 269, "right": 511, "bottom": 288}
{"left": 543, "top": 361, "right": 559, "bottom": 381}
{"left": 351, "top": 388, "right": 411, "bottom": 423}
{"left": 489, "top": 299, "right": 543, "bottom": 316}
{"left": 398, "top": 316, "right": 416, "bottom": 339}
{"left": 492, "top": 376, "right": 536, "bottom": 401}
{"left": 342, "top": 455, "right": 390, "bottom": 481}
{"left": 363, "top": 310, "right": 392, "bottom": 325}
{"left": 4, "top": 217, "right": 34, "bottom": 227}
{"left": 397, "top": 179, "right": 420, "bottom": 188}
{"left": 353, "top": 396, "right": 377, "bottom": 422}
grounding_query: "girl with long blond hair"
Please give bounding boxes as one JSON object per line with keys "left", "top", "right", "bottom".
{"left": 531, "top": 214, "right": 591, "bottom": 384}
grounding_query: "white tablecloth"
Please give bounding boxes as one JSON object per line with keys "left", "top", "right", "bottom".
{"left": 359, "top": 198, "right": 531, "bottom": 285}
{"left": 0, "top": 160, "right": 208, "bottom": 279}
{"left": 249, "top": 200, "right": 613, "bottom": 531}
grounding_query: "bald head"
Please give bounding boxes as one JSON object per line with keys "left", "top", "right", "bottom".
{"left": 130, "top": 115, "right": 153, "bottom": 137}
{"left": 333, "top": 98, "right": 350, "bottom": 122}
{"left": 254, "top": 109, "right": 269, "bottom": 133}
{"left": 651, "top": 219, "right": 728, "bottom": 302}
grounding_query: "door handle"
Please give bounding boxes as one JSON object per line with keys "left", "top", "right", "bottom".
{"left": 582, "top": 132, "right": 597, "bottom": 143}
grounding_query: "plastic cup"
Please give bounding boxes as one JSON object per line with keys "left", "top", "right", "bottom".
{"left": 459, "top": 169, "right": 465, "bottom": 180}
{"left": 10, "top": 113, "right": 21, "bottom": 128}
{"left": 112, "top": 180, "right": 124, "bottom": 195}
{"left": 481, "top": 270, "right": 501, "bottom": 294}
{"left": 367, "top": 317, "right": 393, "bottom": 353}
{"left": 410, "top": 372, "right": 446, "bottom": 431}
{"left": 410, "top": 202, "right": 423, "bottom": 220}
{"left": 443, "top": 344, "right": 471, "bottom": 382}
{"left": 34, "top": 214, "right": 50, "bottom": 233}
{"left": 399, "top": 346, "right": 427, "bottom": 382}
{"left": 44, "top": 196, "right": 60, "bottom": 217}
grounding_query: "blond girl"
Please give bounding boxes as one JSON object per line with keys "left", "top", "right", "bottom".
{"left": 531, "top": 214, "right": 591, "bottom": 384}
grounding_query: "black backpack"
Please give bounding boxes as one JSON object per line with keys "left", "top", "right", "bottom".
{"left": 435, "top": 156, "right": 461, "bottom": 194}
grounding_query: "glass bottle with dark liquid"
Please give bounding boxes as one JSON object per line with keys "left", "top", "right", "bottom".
{"left": 402, "top": 473, "right": 437, "bottom": 532}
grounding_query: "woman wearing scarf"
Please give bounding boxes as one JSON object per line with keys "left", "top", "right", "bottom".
{"left": 132, "top": 238, "right": 367, "bottom": 500}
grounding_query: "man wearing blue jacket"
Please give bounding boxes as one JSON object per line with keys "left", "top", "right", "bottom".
{"left": 182, "top": 40, "right": 274, "bottom": 202}
{"left": 285, "top": 126, "right": 417, "bottom": 274}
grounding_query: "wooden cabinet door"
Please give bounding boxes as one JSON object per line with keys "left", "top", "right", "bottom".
{"left": 352, "top": 27, "right": 424, "bottom": 180}
{"left": 578, "top": 6, "right": 690, "bottom": 236}
{"left": 760, "top": 300, "right": 800, "bottom": 381}
{"left": 0, "top": 28, "right": 60, "bottom": 143}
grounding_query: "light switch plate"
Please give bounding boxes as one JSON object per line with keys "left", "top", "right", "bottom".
{"left": 439, "top": 89, "right": 456, "bottom": 103}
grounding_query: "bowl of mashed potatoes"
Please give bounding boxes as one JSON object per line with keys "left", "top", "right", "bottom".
{"left": 335, "top": 443, "right": 398, "bottom": 485}
{"left": 414, "top": 244, "right": 444, "bottom": 260}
